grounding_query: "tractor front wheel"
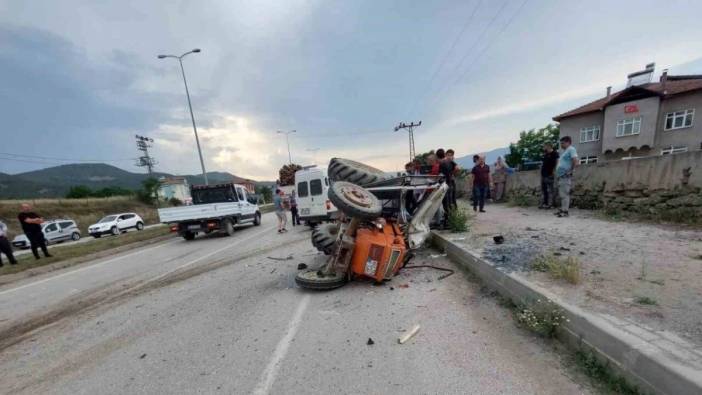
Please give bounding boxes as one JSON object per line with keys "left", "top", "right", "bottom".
{"left": 295, "top": 270, "right": 347, "bottom": 290}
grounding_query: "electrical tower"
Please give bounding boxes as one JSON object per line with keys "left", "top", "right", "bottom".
{"left": 394, "top": 121, "right": 422, "bottom": 162}
{"left": 135, "top": 135, "right": 157, "bottom": 175}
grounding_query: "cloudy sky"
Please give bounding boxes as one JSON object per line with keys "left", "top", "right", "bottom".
{"left": 2, "top": 0, "right": 702, "bottom": 180}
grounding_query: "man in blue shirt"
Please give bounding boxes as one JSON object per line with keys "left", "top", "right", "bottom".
{"left": 273, "top": 189, "right": 288, "bottom": 233}
{"left": 555, "top": 136, "right": 578, "bottom": 217}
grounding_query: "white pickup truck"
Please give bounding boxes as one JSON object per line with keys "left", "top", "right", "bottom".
{"left": 158, "top": 183, "right": 261, "bottom": 240}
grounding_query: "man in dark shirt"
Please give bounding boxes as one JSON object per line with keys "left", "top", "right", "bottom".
{"left": 540, "top": 143, "right": 559, "bottom": 209}
{"left": 18, "top": 203, "right": 52, "bottom": 259}
{"left": 471, "top": 156, "right": 490, "bottom": 212}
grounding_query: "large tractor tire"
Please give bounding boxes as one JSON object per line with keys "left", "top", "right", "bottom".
{"left": 311, "top": 223, "right": 340, "bottom": 255}
{"left": 328, "top": 181, "right": 382, "bottom": 220}
{"left": 328, "top": 158, "right": 386, "bottom": 186}
{"left": 295, "top": 270, "right": 347, "bottom": 290}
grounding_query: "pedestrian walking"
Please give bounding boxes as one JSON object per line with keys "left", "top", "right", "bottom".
{"left": 273, "top": 189, "right": 288, "bottom": 233}
{"left": 0, "top": 219, "right": 18, "bottom": 267}
{"left": 289, "top": 191, "right": 300, "bottom": 226}
{"left": 17, "top": 203, "right": 52, "bottom": 259}
{"left": 540, "top": 142, "right": 559, "bottom": 209}
{"left": 555, "top": 136, "right": 578, "bottom": 218}
{"left": 492, "top": 156, "right": 508, "bottom": 202}
{"left": 471, "top": 156, "right": 490, "bottom": 213}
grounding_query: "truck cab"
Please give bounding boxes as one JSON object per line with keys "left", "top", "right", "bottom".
{"left": 158, "top": 183, "right": 261, "bottom": 240}
{"left": 294, "top": 166, "right": 338, "bottom": 226}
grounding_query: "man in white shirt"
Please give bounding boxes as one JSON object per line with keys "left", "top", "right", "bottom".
{"left": 0, "top": 220, "right": 19, "bottom": 266}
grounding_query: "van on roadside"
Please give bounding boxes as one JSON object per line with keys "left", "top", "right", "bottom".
{"left": 294, "top": 166, "right": 338, "bottom": 226}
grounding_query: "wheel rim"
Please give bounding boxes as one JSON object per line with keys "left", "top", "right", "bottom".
{"left": 295, "top": 270, "right": 346, "bottom": 289}
{"left": 112, "top": 227, "right": 119, "bottom": 235}
{"left": 340, "top": 184, "right": 374, "bottom": 207}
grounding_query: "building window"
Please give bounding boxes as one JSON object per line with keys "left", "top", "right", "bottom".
{"left": 660, "top": 146, "right": 688, "bottom": 155}
{"left": 580, "top": 125, "right": 600, "bottom": 143}
{"left": 579, "top": 156, "right": 598, "bottom": 164}
{"left": 616, "top": 117, "right": 642, "bottom": 137}
{"left": 664, "top": 109, "right": 694, "bottom": 130}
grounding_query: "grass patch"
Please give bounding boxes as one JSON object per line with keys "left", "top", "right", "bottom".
{"left": 515, "top": 298, "right": 568, "bottom": 338}
{"left": 574, "top": 350, "right": 641, "bottom": 395}
{"left": 446, "top": 208, "right": 469, "bottom": 232}
{"left": 1, "top": 226, "right": 170, "bottom": 276}
{"left": 507, "top": 193, "right": 538, "bottom": 207}
{"left": 531, "top": 255, "right": 582, "bottom": 284}
{"left": 633, "top": 296, "right": 657, "bottom": 306}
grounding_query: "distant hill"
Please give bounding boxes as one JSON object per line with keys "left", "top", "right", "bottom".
{"left": 455, "top": 147, "right": 509, "bottom": 169}
{"left": 0, "top": 163, "right": 267, "bottom": 199}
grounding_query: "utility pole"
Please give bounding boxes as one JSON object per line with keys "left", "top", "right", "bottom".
{"left": 277, "top": 130, "right": 296, "bottom": 164}
{"left": 157, "top": 49, "right": 208, "bottom": 185}
{"left": 135, "top": 135, "right": 157, "bottom": 175}
{"left": 394, "top": 121, "right": 422, "bottom": 162}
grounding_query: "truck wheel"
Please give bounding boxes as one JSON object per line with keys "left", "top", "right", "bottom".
{"left": 328, "top": 158, "right": 386, "bottom": 186}
{"left": 224, "top": 219, "right": 235, "bottom": 236}
{"left": 328, "top": 181, "right": 382, "bottom": 220}
{"left": 311, "top": 223, "right": 340, "bottom": 255}
{"left": 295, "top": 270, "right": 347, "bottom": 290}
{"left": 253, "top": 212, "right": 261, "bottom": 226}
{"left": 183, "top": 231, "right": 195, "bottom": 241}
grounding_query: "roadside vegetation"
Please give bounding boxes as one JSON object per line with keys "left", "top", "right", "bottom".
{"left": 446, "top": 208, "right": 469, "bottom": 232}
{"left": 531, "top": 254, "right": 582, "bottom": 284}
{"left": 0, "top": 226, "right": 170, "bottom": 276}
{"left": 0, "top": 196, "right": 160, "bottom": 240}
{"left": 573, "top": 350, "right": 642, "bottom": 395}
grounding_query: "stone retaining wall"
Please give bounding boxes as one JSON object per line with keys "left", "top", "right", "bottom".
{"left": 505, "top": 150, "right": 702, "bottom": 221}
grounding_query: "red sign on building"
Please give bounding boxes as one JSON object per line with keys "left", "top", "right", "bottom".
{"left": 624, "top": 104, "right": 639, "bottom": 113}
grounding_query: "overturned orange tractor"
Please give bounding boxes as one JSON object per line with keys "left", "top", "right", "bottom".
{"left": 295, "top": 158, "right": 447, "bottom": 290}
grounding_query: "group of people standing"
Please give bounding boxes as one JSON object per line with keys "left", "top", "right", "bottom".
{"left": 542, "top": 136, "right": 579, "bottom": 217}
{"left": 0, "top": 203, "right": 53, "bottom": 267}
{"left": 404, "top": 148, "right": 460, "bottom": 228}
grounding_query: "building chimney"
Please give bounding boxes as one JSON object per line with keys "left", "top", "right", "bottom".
{"left": 606, "top": 86, "right": 612, "bottom": 98}
{"left": 660, "top": 69, "right": 668, "bottom": 94}
{"left": 627, "top": 62, "right": 655, "bottom": 87}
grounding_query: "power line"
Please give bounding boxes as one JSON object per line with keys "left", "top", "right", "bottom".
{"left": 0, "top": 152, "right": 135, "bottom": 163}
{"left": 419, "top": 0, "right": 511, "bottom": 113}
{"left": 403, "top": 0, "right": 483, "bottom": 118}
{"left": 425, "top": 0, "right": 529, "bottom": 112}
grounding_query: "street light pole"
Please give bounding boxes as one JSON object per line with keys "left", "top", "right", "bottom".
{"left": 277, "top": 130, "right": 296, "bottom": 164}
{"left": 158, "top": 49, "right": 209, "bottom": 185}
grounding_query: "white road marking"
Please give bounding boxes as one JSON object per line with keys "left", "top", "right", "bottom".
{"left": 253, "top": 294, "right": 311, "bottom": 395}
{"left": 147, "top": 225, "right": 276, "bottom": 283}
{"left": 0, "top": 240, "right": 178, "bottom": 296}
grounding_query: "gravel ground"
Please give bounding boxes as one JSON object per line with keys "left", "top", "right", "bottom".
{"left": 447, "top": 200, "right": 702, "bottom": 346}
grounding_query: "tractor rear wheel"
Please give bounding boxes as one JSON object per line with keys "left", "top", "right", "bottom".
{"left": 311, "top": 223, "right": 340, "bottom": 255}
{"left": 295, "top": 270, "right": 347, "bottom": 290}
{"left": 328, "top": 158, "right": 386, "bottom": 186}
{"left": 328, "top": 181, "right": 382, "bottom": 220}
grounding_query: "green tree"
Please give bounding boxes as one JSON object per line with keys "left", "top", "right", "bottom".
{"left": 136, "top": 177, "right": 160, "bottom": 205}
{"left": 255, "top": 185, "right": 273, "bottom": 203}
{"left": 413, "top": 150, "right": 436, "bottom": 165}
{"left": 278, "top": 164, "right": 302, "bottom": 186}
{"left": 505, "top": 124, "right": 560, "bottom": 168}
{"left": 65, "top": 185, "right": 93, "bottom": 199}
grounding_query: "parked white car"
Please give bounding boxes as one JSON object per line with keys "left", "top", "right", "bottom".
{"left": 88, "top": 213, "right": 144, "bottom": 238}
{"left": 12, "top": 219, "right": 81, "bottom": 248}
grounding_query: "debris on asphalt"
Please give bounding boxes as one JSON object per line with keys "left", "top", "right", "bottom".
{"left": 270, "top": 268, "right": 277, "bottom": 274}
{"left": 398, "top": 284, "right": 409, "bottom": 288}
{"left": 367, "top": 338, "right": 375, "bottom": 345}
{"left": 139, "top": 353, "right": 147, "bottom": 359}
{"left": 525, "top": 226, "right": 538, "bottom": 231}
{"left": 559, "top": 246, "right": 571, "bottom": 251}
{"left": 267, "top": 255, "right": 293, "bottom": 261}
{"left": 429, "top": 253, "right": 447, "bottom": 258}
{"left": 553, "top": 252, "right": 562, "bottom": 256}
{"left": 398, "top": 325, "right": 420, "bottom": 344}
{"left": 493, "top": 235, "right": 505, "bottom": 244}
{"left": 450, "top": 237, "right": 466, "bottom": 241}
{"left": 389, "top": 286, "right": 394, "bottom": 291}
{"left": 297, "top": 263, "right": 308, "bottom": 270}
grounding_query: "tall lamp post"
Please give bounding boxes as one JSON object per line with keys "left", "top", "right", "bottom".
{"left": 158, "top": 49, "right": 209, "bottom": 185}
{"left": 277, "top": 130, "right": 296, "bottom": 164}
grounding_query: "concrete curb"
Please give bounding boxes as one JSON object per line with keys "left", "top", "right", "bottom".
{"left": 432, "top": 231, "right": 702, "bottom": 395}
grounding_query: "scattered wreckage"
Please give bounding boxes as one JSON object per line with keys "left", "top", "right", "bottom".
{"left": 295, "top": 158, "right": 448, "bottom": 290}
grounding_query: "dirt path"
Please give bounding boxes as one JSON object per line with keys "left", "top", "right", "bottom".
{"left": 451, "top": 201, "right": 702, "bottom": 345}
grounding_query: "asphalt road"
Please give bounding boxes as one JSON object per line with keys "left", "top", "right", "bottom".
{"left": 0, "top": 212, "right": 592, "bottom": 394}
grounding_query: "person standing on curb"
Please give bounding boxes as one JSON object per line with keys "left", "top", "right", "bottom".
{"left": 540, "top": 142, "right": 559, "bottom": 209}
{"left": 471, "top": 155, "right": 490, "bottom": 213}
{"left": 273, "top": 189, "right": 288, "bottom": 233}
{"left": 0, "top": 219, "right": 18, "bottom": 267}
{"left": 17, "top": 203, "right": 52, "bottom": 259}
{"left": 555, "top": 136, "right": 578, "bottom": 218}
{"left": 289, "top": 191, "right": 300, "bottom": 227}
